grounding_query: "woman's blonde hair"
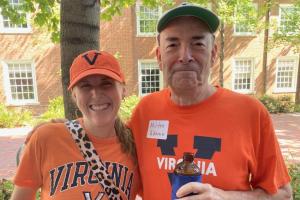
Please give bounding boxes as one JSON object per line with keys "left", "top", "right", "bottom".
{"left": 114, "top": 116, "right": 137, "bottom": 163}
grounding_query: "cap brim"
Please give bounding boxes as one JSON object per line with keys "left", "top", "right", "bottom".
{"left": 68, "top": 68, "right": 124, "bottom": 90}
{"left": 157, "top": 5, "right": 219, "bottom": 33}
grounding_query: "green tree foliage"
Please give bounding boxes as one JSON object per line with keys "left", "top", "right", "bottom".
{"left": 0, "top": 0, "right": 60, "bottom": 41}
{"left": 0, "top": 0, "right": 172, "bottom": 118}
{"left": 272, "top": 0, "right": 300, "bottom": 50}
{"left": 0, "top": 0, "right": 173, "bottom": 42}
{"left": 101, "top": 0, "right": 173, "bottom": 20}
{"left": 272, "top": 0, "right": 300, "bottom": 104}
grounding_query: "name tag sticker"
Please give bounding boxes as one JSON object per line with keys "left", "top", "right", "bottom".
{"left": 147, "top": 120, "right": 169, "bottom": 140}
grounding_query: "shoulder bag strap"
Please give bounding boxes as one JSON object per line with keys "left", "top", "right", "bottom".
{"left": 65, "top": 120, "right": 123, "bottom": 200}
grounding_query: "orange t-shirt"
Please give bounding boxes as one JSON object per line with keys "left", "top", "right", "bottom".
{"left": 128, "top": 87, "right": 290, "bottom": 200}
{"left": 14, "top": 121, "right": 141, "bottom": 200}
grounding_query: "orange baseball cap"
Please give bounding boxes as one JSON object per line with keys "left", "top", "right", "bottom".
{"left": 68, "top": 50, "right": 125, "bottom": 90}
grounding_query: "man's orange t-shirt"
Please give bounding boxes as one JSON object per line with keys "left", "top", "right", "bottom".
{"left": 128, "top": 87, "right": 290, "bottom": 200}
{"left": 14, "top": 121, "right": 141, "bottom": 200}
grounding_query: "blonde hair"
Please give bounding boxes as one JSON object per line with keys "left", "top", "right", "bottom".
{"left": 114, "top": 117, "right": 137, "bottom": 163}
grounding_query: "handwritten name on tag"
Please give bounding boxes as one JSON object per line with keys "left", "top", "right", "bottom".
{"left": 147, "top": 120, "right": 169, "bottom": 140}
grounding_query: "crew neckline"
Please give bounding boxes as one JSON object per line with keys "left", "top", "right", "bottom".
{"left": 77, "top": 118, "right": 119, "bottom": 145}
{"left": 165, "top": 86, "right": 224, "bottom": 113}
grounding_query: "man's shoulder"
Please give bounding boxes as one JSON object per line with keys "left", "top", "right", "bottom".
{"left": 220, "top": 87, "right": 267, "bottom": 112}
{"left": 221, "top": 87, "right": 259, "bottom": 101}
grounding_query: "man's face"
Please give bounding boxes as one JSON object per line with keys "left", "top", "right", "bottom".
{"left": 156, "top": 16, "right": 217, "bottom": 93}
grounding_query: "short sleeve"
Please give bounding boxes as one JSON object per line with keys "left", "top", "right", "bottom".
{"left": 250, "top": 109, "right": 291, "bottom": 194}
{"left": 13, "top": 129, "right": 43, "bottom": 189}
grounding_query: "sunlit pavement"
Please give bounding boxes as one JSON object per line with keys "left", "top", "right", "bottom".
{"left": 0, "top": 113, "right": 299, "bottom": 180}
{"left": 271, "top": 113, "right": 300, "bottom": 163}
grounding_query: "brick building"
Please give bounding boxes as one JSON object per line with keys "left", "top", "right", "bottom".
{"left": 0, "top": 0, "right": 299, "bottom": 115}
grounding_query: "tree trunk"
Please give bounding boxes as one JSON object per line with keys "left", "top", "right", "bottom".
{"left": 262, "top": 4, "right": 270, "bottom": 95}
{"left": 295, "top": 54, "right": 300, "bottom": 104}
{"left": 219, "top": 21, "right": 225, "bottom": 87}
{"left": 60, "top": 0, "right": 100, "bottom": 119}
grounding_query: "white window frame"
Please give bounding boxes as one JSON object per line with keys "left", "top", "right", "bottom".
{"left": 233, "top": 3, "right": 257, "bottom": 36}
{"left": 278, "top": 4, "right": 296, "bottom": 35}
{"left": 268, "top": 15, "right": 278, "bottom": 37}
{"left": 135, "top": 2, "right": 162, "bottom": 37}
{"left": 0, "top": 0, "right": 31, "bottom": 33}
{"left": 138, "top": 59, "right": 163, "bottom": 96}
{"left": 273, "top": 56, "right": 298, "bottom": 93}
{"left": 2, "top": 60, "right": 39, "bottom": 105}
{"left": 232, "top": 57, "right": 255, "bottom": 94}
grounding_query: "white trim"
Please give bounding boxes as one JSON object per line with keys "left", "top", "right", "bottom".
{"left": 273, "top": 56, "right": 298, "bottom": 93}
{"left": 268, "top": 16, "right": 279, "bottom": 37}
{"left": 1, "top": 60, "right": 39, "bottom": 105}
{"left": 278, "top": 4, "right": 296, "bottom": 35}
{"left": 233, "top": 3, "right": 257, "bottom": 36}
{"left": 135, "top": 2, "right": 162, "bottom": 37}
{"left": 0, "top": 0, "right": 32, "bottom": 34}
{"left": 232, "top": 57, "right": 255, "bottom": 94}
{"left": 233, "top": 31, "right": 256, "bottom": 37}
{"left": 138, "top": 59, "right": 162, "bottom": 96}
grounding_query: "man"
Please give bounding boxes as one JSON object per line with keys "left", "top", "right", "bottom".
{"left": 128, "top": 2, "right": 292, "bottom": 200}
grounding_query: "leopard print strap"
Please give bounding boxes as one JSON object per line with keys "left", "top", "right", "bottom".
{"left": 65, "top": 120, "right": 123, "bottom": 200}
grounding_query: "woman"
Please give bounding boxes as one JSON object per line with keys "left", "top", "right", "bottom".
{"left": 10, "top": 50, "right": 141, "bottom": 200}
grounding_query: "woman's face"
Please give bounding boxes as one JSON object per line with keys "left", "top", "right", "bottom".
{"left": 72, "top": 74, "right": 124, "bottom": 128}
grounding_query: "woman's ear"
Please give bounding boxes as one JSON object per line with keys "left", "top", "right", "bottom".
{"left": 71, "top": 89, "right": 77, "bottom": 102}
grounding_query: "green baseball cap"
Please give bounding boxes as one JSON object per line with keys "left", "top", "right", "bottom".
{"left": 157, "top": 2, "right": 220, "bottom": 33}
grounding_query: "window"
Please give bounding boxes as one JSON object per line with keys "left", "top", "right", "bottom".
{"left": 138, "top": 60, "right": 163, "bottom": 96}
{"left": 232, "top": 58, "right": 254, "bottom": 93}
{"left": 0, "top": 0, "right": 31, "bottom": 33}
{"left": 2, "top": 61, "right": 38, "bottom": 105}
{"left": 234, "top": 3, "right": 257, "bottom": 36}
{"left": 136, "top": 3, "right": 162, "bottom": 36}
{"left": 274, "top": 57, "right": 298, "bottom": 93}
{"left": 279, "top": 5, "right": 299, "bottom": 34}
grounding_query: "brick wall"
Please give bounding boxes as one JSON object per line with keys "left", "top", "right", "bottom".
{"left": 0, "top": 31, "right": 62, "bottom": 115}
{"left": 0, "top": 1, "right": 299, "bottom": 116}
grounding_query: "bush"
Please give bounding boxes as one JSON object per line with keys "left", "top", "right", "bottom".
{"left": 0, "top": 179, "right": 13, "bottom": 200}
{"left": 39, "top": 96, "right": 65, "bottom": 121}
{"left": 295, "top": 104, "right": 300, "bottom": 112}
{"left": 0, "top": 179, "right": 41, "bottom": 200}
{"left": 259, "top": 95, "right": 295, "bottom": 113}
{"left": 277, "top": 96, "right": 295, "bottom": 113}
{"left": 31, "top": 96, "right": 65, "bottom": 125}
{"left": 0, "top": 104, "right": 33, "bottom": 128}
{"left": 259, "top": 95, "right": 279, "bottom": 113}
{"left": 119, "top": 95, "right": 140, "bottom": 121}
{"left": 288, "top": 163, "right": 300, "bottom": 200}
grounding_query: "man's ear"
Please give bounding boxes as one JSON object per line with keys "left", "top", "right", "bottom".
{"left": 211, "top": 43, "right": 218, "bottom": 66}
{"left": 156, "top": 47, "right": 163, "bottom": 70}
